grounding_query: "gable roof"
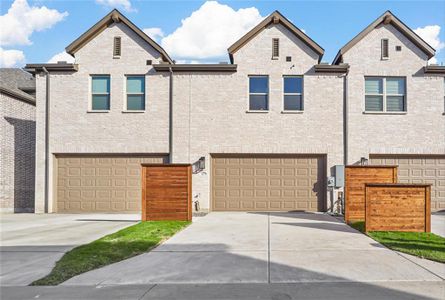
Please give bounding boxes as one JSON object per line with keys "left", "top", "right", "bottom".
{"left": 0, "top": 68, "right": 35, "bottom": 105}
{"left": 65, "top": 9, "right": 173, "bottom": 63}
{"left": 227, "top": 10, "right": 324, "bottom": 63}
{"left": 333, "top": 10, "right": 435, "bottom": 64}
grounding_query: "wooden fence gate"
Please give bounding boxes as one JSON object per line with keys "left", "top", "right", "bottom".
{"left": 345, "top": 165, "right": 398, "bottom": 222}
{"left": 141, "top": 164, "right": 192, "bottom": 221}
{"left": 365, "top": 184, "right": 431, "bottom": 232}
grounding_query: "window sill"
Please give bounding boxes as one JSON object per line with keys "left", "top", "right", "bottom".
{"left": 271, "top": 56, "right": 279, "bottom": 60}
{"left": 87, "top": 110, "right": 110, "bottom": 113}
{"left": 122, "top": 110, "right": 145, "bottom": 113}
{"left": 281, "top": 110, "right": 304, "bottom": 114}
{"left": 113, "top": 56, "right": 121, "bottom": 59}
{"left": 363, "top": 111, "right": 407, "bottom": 115}
{"left": 246, "top": 110, "right": 269, "bottom": 113}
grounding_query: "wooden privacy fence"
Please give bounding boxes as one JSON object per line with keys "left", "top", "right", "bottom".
{"left": 365, "top": 184, "right": 431, "bottom": 232}
{"left": 141, "top": 164, "right": 192, "bottom": 221}
{"left": 345, "top": 165, "right": 398, "bottom": 222}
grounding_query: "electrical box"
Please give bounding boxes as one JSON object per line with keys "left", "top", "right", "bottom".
{"left": 327, "top": 176, "right": 335, "bottom": 187}
{"left": 334, "top": 165, "right": 344, "bottom": 187}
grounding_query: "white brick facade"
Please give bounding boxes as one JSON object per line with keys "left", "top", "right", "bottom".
{"left": 344, "top": 23, "right": 445, "bottom": 163}
{"left": 32, "top": 11, "right": 445, "bottom": 213}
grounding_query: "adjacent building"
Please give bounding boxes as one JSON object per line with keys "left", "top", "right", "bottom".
{"left": 25, "top": 10, "right": 445, "bottom": 214}
{"left": 0, "top": 68, "right": 36, "bottom": 212}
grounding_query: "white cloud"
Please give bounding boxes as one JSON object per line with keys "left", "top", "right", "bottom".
{"left": 47, "top": 51, "right": 75, "bottom": 63}
{"left": 414, "top": 25, "right": 444, "bottom": 64}
{"left": 0, "top": 47, "right": 25, "bottom": 67}
{"left": 161, "top": 1, "right": 263, "bottom": 60}
{"left": 143, "top": 27, "right": 164, "bottom": 42}
{"left": 96, "top": 0, "right": 135, "bottom": 12}
{"left": 0, "top": 0, "right": 68, "bottom": 46}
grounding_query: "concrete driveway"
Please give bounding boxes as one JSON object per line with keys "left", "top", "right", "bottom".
{"left": 0, "top": 213, "right": 139, "bottom": 286}
{"left": 64, "top": 212, "right": 444, "bottom": 286}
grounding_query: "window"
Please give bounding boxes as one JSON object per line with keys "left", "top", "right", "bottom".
{"left": 381, "top": 39, "right": 389, "bottom": 59}
{"left": 113, "top": 37, "right": 121, "bottom": 57}
{"left": 272, "top": 38, "right": 279, "bottom": 58}
{"left": 365, "top": 77, "right": 405, "bottom": 112}
{"left": 91, "top": 76, "right": 110, "bottom": 110}
{"left": 283, "top": 76, "right": 303, "bottom": 111}
{"left": 249, "top": 76, "right": 269, "bottom": 111}
{"left": 126, "top": 76, "right": 145, "bottom": 110}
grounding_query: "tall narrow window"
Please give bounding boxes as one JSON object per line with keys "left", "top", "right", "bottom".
{"left": 365, "top": 77, "right": 406, "bottom": 112}
{"left": 283, "top": 76, "right": 303, "bottom": 111}
{"left": 381, "top": 39, "right": 389, "bottom": 59}
{"left": 91, "top": 76, "right": 110, "bottom": 110}
{"left": 114, "top": 37, "right": 121, "bottom": 57}
{"left": 126, "top": 76, "right": 145, "bottom": 110}
{"left": 272, "top": 38, "right": 279, "bottom": 58}
{"left": 249, "top": 76, "right": 269, "bottom": 111}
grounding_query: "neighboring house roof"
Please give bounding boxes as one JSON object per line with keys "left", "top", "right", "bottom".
{"left": 333, "top": 10, "right": 436, "bottom": 64}
{"left": 0, "top": 68, "right": 36, "bottom": 105}
{"left": 423, "top": 65, "right": 445, "bottom": 74}
{"left": 65, "top": 9, "right": 173, "bottom": 64}
{"left": 228, "top": 10, "right": 324, "bottom": 63}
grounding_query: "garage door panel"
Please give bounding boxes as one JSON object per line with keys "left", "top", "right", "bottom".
{"left": 370, "top": 155, "right": 445, "bottom": 212}
{"left": 212, "top": 155, "right": 325, "bottom": 212}
{"left": 56, "top": 155, "right": 166, "bottom": 213}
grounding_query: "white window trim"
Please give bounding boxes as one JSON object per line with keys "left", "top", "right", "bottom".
{"left": 89, "top": 75, "right": 111, "bottom": 112}
{"left": 247, "top": 75, "right": 269, "bottom": 112}
{"left": 364, "top": 77, "right": 406, "bottom": 113}
{"left": 124, "top": 75, "right": 146, "bottom": 112}
{"left": 282, "top": 75, "right": 304, "bottom": 112}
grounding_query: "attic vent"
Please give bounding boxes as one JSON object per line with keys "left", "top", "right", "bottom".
{"left": 381, "top": 39, "right": 389, "bottom": 59}
{"left": 272, "top": 38, "right": 279, "bottom": 59}
{"left": 113, "top": 37, "right": 121, "bottom": 57}
{"left": 396, "top": 45, "right": 402, "bottom": 51}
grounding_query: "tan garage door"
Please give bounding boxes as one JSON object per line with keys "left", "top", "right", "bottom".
{"left": 56, "top": 155, "right": 167, "bottom": 213}
{"left": 369, "top": 155, "right": 445, "bottom": 211}
{"left": 212, "top": 155, "right": 326, "bottom": 212}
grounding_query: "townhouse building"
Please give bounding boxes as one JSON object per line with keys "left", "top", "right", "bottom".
{"left": 25, "top": 9, "right": 445, "bottom": 214}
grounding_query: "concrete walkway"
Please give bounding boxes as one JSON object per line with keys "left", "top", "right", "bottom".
{"left": 64, "top": 212, "right": 444, "bottom": 286}
{"left": 0, "top": 213, "right": 139, "bottom": 286}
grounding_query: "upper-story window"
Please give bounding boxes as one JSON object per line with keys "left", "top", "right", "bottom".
{"left": 381, "top": 39, "right": 389, "bottom": 59}
{"left": 365, "top": 77, "right": 406, "bottom": 112}
{"left": 272, "top": 38, "right": 279, "bottom": 59}
{"left": 249, "top": 76, "right": 269, "bottom": 111}
{"left": 126, "top": 76, "right": 145, "bottom": 111}
{"left": 91, "top": 75, "right": 110, "bottom": 110}
{"left": 113, "top": 37, "right": 121, "bottom": 57}
{"left": 283, "top": 76, "right": 303, "bottom": 111}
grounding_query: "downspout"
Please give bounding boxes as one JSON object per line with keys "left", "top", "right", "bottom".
{"left": 343, "top": 70, "right": 349, "bottom": 166}
{"left": 42, "top": 67, "right": 50, "bottom": 213}
{"left": 168, "top": 67, "right": 173, "bottom": 163}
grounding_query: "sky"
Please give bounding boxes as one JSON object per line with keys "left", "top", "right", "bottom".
{"left": 1, "top": 0, "right": 444, "bottom": 67}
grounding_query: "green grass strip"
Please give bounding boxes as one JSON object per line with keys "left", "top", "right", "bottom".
{"left": 348, "top": 221, "right": 445, "bottom": 263}
{"left": 32, "top": 221, "right": 190, "bottom": 286}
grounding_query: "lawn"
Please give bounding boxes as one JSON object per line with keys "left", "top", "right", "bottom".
{"left": 349, "top": 221, "right": 445, "bottom": 263}
{"left": 32, "top": 221, "right": 190, "bottom": 286}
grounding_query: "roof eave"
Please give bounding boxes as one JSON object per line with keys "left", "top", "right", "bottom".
{"left": 153, "top": 64, "right": 237, "bottom": 72}
{"left": 332, "top": 11, "right": 435, "bottom": 64}
{"left": 65, "top": 9, "right": 173, "bottom": 64}
{"left": 0, "top": 87, "right": 36, "bottom": 105}
{"left": 24, "top": 64, "right": 79, "bottom": 74}
{"left": 228, "top": 11, "right": 324, "bottom": 62}
{"left": 424, "top": 65, "right": 445, "bottom": 74}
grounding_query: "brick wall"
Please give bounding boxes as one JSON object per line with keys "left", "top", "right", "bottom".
{"left": 0, "top": 93, "right": 36, "bottom": 212}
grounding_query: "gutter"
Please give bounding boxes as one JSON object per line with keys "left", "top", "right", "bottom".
{"left": 169, "top": 67, "right": 173, "bottom": 163}
{"left": 342, "top": 69, "right": 349, "bottom": 165}
{"left": 42, "top": 67, "right": 50, "bottom": 213}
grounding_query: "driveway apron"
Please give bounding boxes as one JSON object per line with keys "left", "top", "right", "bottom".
{"left": 63, "top": 212, "right": 444, "bottom": 285}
